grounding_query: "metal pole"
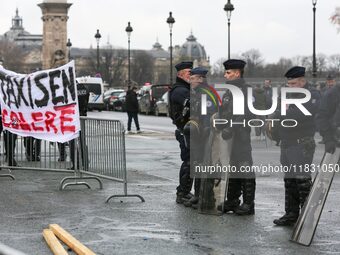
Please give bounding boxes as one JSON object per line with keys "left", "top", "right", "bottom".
{"left": 170, "top": 28, "right": 173, "bottom": 85}
{"left": 228, "top": 19, "right": 231, "bottom": 60}
{"left": 312, "top": 4, "right": 317, "bottom": 80}
{"left": 96, "top": 43, "right": 100, "bottom": 72}
{"left": 128, "top": 38, "right": 131, "bottom": 85}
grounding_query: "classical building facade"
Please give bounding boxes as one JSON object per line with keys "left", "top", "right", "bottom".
{"left": 0, "top": 7, "right": 210, "bottom": 86}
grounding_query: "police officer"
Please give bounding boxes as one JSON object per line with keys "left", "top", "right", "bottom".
{"left": 169, "top": 61, "right": 193, "bottom": 204}
{"left": 70, "top": 81, "right": 89, "bottom": 170}
{"left": 182, "top": 66, "right": 217, "bottom": 208}
{"left": 217, "top": 59, "right": 256, "bottom": 215}
{"left": 317, "top": 75, "right": 340, "bottom": 154}
{"left": 273, "top": 66, "right": 320, "bottom": 226}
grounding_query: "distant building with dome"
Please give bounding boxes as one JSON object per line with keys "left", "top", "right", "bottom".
{"left": 0, "top": 8, "right": 42, "bottom": 72}
{"left": 174, "top": 32, "right": 210, "bottom": 68}
{"left": 2, "top": 8, "right": 42, "bottom": 47}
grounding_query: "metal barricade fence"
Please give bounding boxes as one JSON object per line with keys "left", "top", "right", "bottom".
{"left": 79, "top": 117, "right": 144, "bottom": 202}
{"left": 0, "top": 117, "right": 144, "bottom": 202}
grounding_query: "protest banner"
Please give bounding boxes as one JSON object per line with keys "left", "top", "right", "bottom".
{"left": 0, "top": 61, "right": 80, "bottom": 143}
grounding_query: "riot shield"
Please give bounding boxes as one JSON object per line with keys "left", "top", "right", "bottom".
{"left": 197, "top": 128, "right": 233, "bottom": 215}
{"left": 291, "top": 147, "right": 340, "bottom": 246}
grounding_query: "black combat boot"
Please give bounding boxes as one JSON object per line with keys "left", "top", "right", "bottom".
{"left": 235, "top": 179, "right": 256, "bottom": 215}
{"left": 176, "top": 192, "right": 193, "bottom": 204}
{"left": 273, "top": 212, "right": 299, "bottom": 226}
{"left": 217, "top": 199, "right": 240, "bottom": 213}
{"left": 273, "top": 179, "right": 300, "bottom": 226}
{"left": 183, "top": 196, "right": 199, "bottom": 207}
{"left": 217, "top": 178, "right": 242, "bottom": 213}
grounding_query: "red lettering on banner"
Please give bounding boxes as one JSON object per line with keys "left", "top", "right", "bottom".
{"left": 9, "top": 111, "right": 19, "bottom": 129}
{"left": 2, "top": 106, "right": 77, "bottom": 135}
{"left": 31, "top": 112, "right": 44, "bottom": 131}
{"left": 18, "top": 112, "right": 31, "bottom": 131}
{"left": 55, "top": 104, "right": 76, "bottom": 134}
{"left": 45, "top": 111, "right": 57, "bottom": 133}
{"left": 2, "top": 109, "right": 10, "bottom": 128}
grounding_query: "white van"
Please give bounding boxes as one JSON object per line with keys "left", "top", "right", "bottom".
{"left": 76, "top": 76, "right": 105, "bottom": 111}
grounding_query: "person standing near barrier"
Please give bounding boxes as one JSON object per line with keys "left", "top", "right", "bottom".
{"left": 3, "top": 131, "right": 17, "bottom": 166}
{"left": 169, "top": 61, "right": 193, "bottom": 204}
{"left": 1, "top": 104, "right": 17, "bottom": 167}
{"left": 125, "top": 86, "right": 141, "bottom": 134}
{"left": 70, "top": 81, "right": 89, "bottom": 170}
{"left": 24, "top": 137, "right": 41, "bottom": 161}
{"left": 271, "top": 66, "right": 320, "bottom": 226}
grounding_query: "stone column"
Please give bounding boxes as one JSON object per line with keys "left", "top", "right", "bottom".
{"left": 38, "top": 0, "right": 72, "bottom": 69}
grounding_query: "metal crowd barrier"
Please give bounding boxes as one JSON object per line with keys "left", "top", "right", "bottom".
{"left": 79, "top": 117, "right": 144, "bottom": 202}
{"left": 0, "top": 117, "right": 144, "bottom": 202}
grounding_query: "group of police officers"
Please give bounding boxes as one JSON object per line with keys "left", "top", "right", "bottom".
{"left": 169, "top": 59, "right": 339, "bottom": 226}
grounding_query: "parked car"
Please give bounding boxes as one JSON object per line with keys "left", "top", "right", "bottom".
{"left": 103, "top": 89, "right": 124, "bottom": 110}
{"left": 138, "top": 84, "right": 170, "bottom": 115}
{"left": 110, "top": 91, "right": 126, "bottom": 111}
{"left": 154, "top": 91, "right": 169, "bottom": 116}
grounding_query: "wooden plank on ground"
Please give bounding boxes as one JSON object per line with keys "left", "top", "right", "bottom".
{"left": 49, "top": 224, "right": 96, "bottom": 255}
{"left": 43, "top": 229, "right": 69, "bottom": 255}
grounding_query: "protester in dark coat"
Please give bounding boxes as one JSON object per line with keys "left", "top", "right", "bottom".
{"left": 125, "top": 87, "right": 141, "bottom": 134}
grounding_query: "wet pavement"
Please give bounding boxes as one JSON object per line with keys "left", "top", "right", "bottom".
{"left": 1, "top": 113, "right": 340, "bottom": 254}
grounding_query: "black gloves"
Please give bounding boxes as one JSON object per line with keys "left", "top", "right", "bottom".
{"left": 325, "top": 140, "right": 337, "bottom": 154}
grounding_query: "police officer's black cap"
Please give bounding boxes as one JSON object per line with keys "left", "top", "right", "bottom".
{"left": 190, "top": 67, "right": 208, "bottom": 77}
{"left": 326, "top": 73, "right": 335, "bottom": 80}
{"left": 175, "top": 61, "right": 193, "bottom": 71}
{"left": 223, "top": 59, "right": 246, "bottom": 70}
{"left": 284, "top": 66, "right": 305, "bottom": 79}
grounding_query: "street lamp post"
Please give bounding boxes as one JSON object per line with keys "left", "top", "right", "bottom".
{"left": 66, "top": 38, "right": 72, "bottom": 61}
{"left": 224, "top": 0, "right": 234, "bottom": 60}
{"left": 167, "top": 12, "right": 175, "bottom": 85}
{"left": 125, "top": 22, "right": 133, "bottom": 86}
{"left": 312, "top": 0, "right": 317, "bottom": 80}
{"left": 94, "top": 29, "right": 101, "bottom": 72}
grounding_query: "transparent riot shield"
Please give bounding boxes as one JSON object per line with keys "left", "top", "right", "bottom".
{"left": 291, "top": 147, "right": 340, "bottom": 246}
{"left": 197, "top": 127, "right": 233, "bottom": 215}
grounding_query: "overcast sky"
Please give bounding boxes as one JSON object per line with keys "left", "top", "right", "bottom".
{"left": 0, "top": 0, "right": 339, "bottom": 64}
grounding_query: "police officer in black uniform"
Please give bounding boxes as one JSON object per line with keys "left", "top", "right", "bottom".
{"left": 182, "top": 66, "right": 218, "bottom": 208}
{"left": 169, "top": 61, "right": 193, "bottom": 204}
{"left": 217, "top": 59, "right": 256, "bottom": 215}
{"left": 316, "top": 75, "right": 340, "bottom": 154}
{"left": 70, "top": 81, "right": 89, "bottom": 170}
{"left": 273, "top": 66, "right": 320, "bottom": 226}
